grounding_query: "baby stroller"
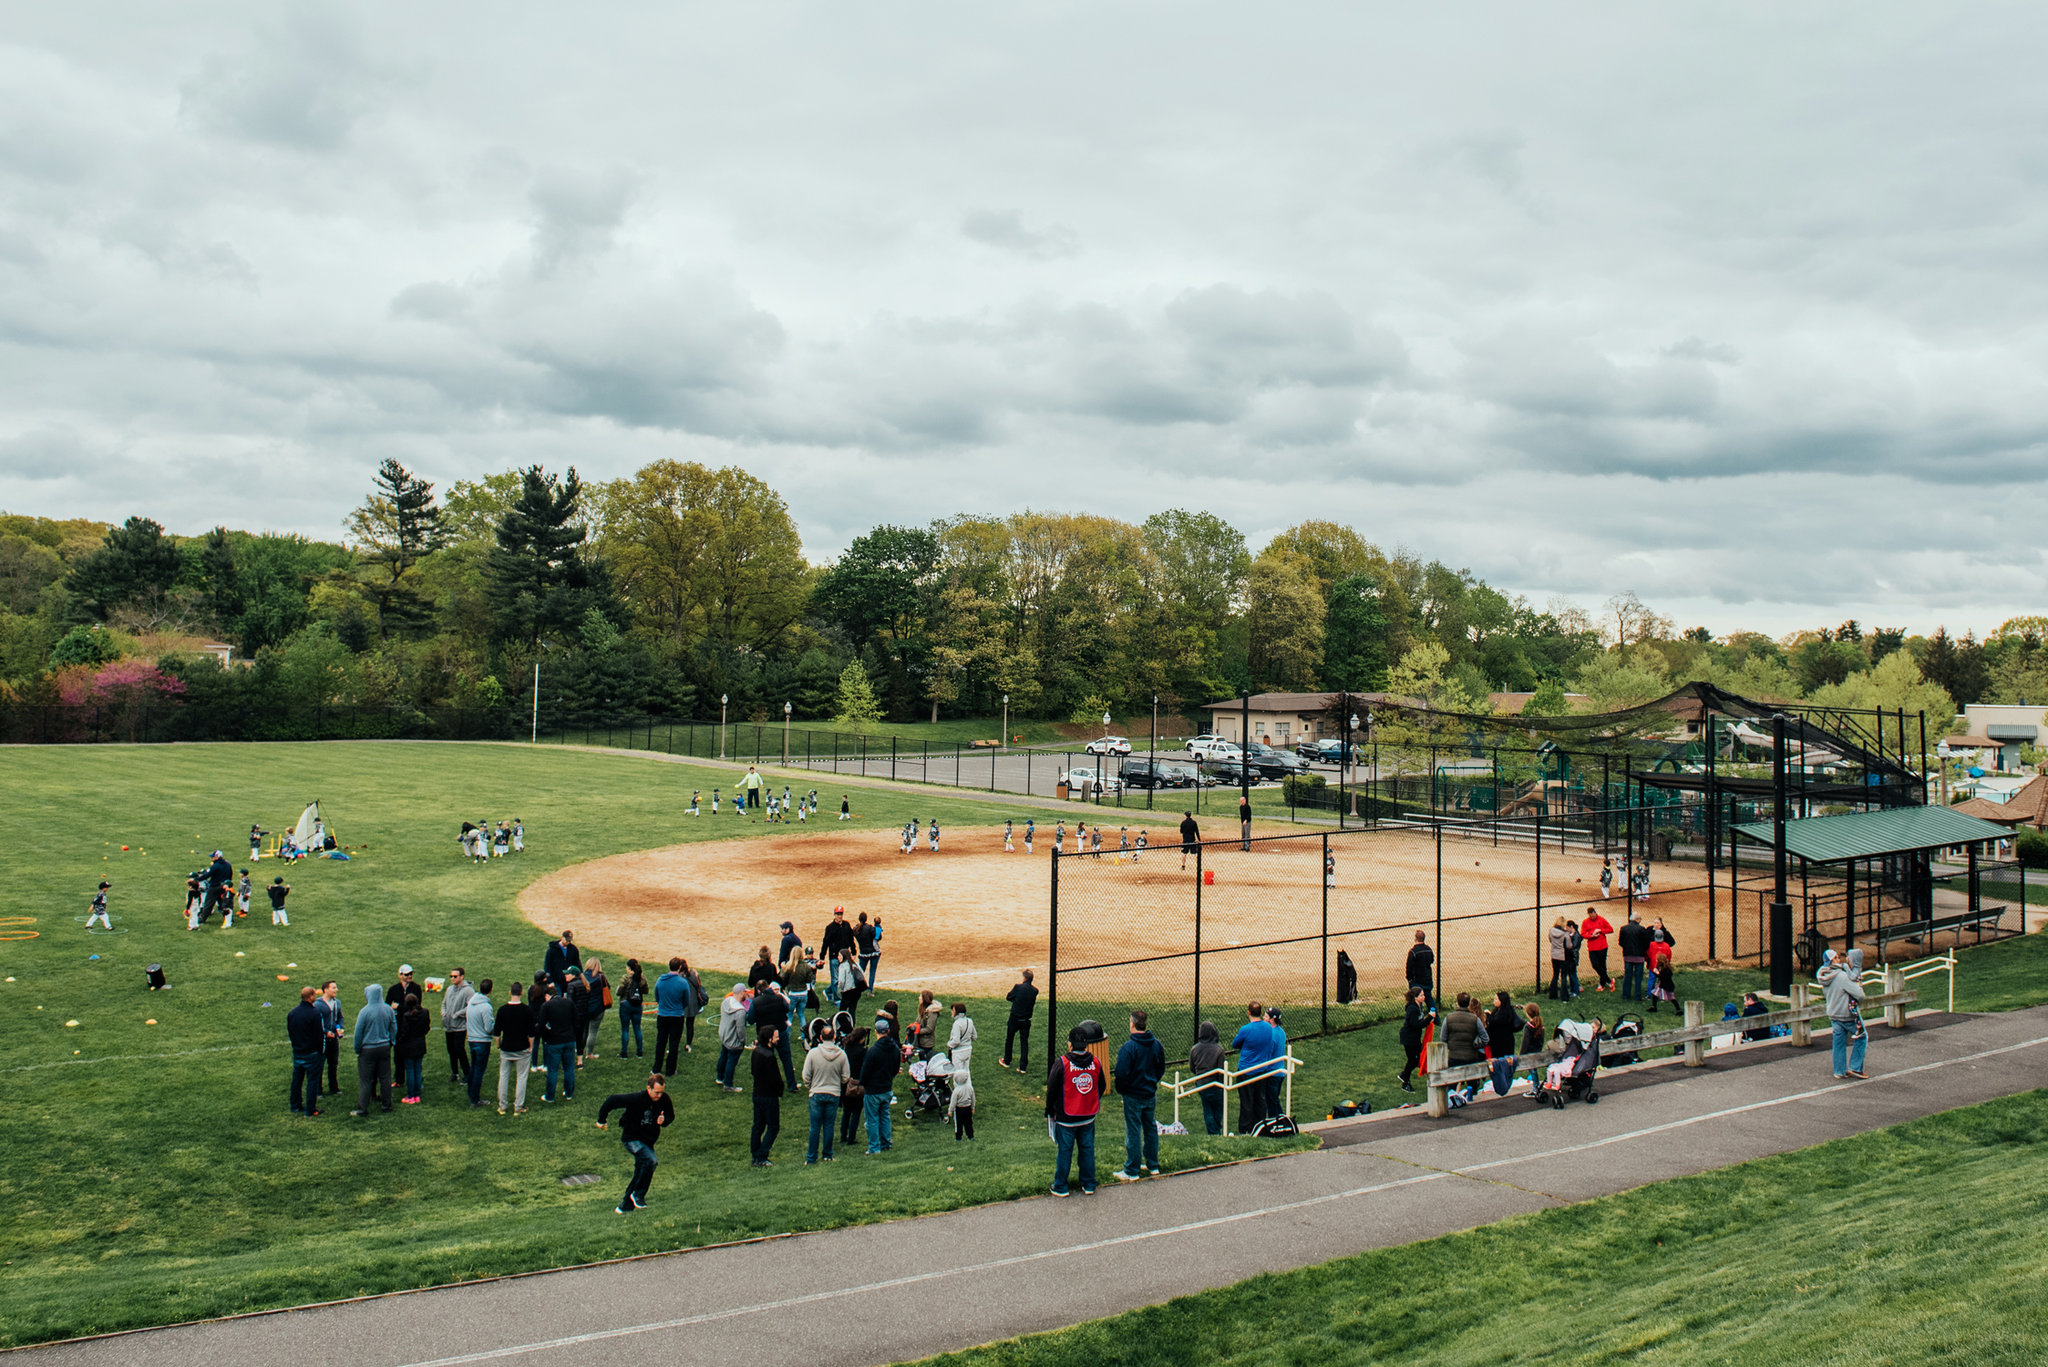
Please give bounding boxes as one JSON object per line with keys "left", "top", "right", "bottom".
{"left": 1536, "top": 1023, "right": 1601, "bottom": 1108}
{"left": 908, "top": 1051, "right": 955, "bottom": 1117}
{"left": 1606, "top": 1013, "right": 1645, "bottom": 1066}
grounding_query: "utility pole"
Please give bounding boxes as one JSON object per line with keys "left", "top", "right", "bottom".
{"left": 531, "top": 661, "right": 540, "bottom": 743}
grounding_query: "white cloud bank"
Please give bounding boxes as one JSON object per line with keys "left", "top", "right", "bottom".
{"left": 2, "top": 2, "right": 2046, "bottom": 635}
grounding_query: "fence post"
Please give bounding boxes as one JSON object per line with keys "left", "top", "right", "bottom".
{"left": 1884, "top": 965, "right": 1907, "bottom": 1028}
{"left": 1320, "top": 832, "right": 1329, "bottom": 1034}
{"left": 1193, "top": 844, "right": 1203, "bottom": 1037}
{"left": 1789, "top": 982, "right": 1813, "bottom": 1046}
{"left": 1424, "top": 1040, "right": 1450, "bottom": 1118}
{"left": 1047, "top": 846, "right": 1060, "bottom": 1084}
{"left": 1682, "top": 1000, "right": 1707, "bottom": 1066}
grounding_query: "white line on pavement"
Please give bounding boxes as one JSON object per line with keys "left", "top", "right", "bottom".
{"left": 396, "top": 1029, "right": 2048, "bottom": 1367}
{"left": 395, "top": 1170, "right": 1454, "bottom": 1367}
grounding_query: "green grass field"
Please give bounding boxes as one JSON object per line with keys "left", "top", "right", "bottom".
{"left": 0, "top": 742, "right": 1301, "bottom": 1347}
{"left": 913, "top": 1087, "right": 2048, "bottom": 1367}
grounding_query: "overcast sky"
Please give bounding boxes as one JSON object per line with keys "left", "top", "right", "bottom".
{"left": 3, "top": 3, "right": 2045, "bottom": 636}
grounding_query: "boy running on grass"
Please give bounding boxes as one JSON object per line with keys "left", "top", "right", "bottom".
{"left": 688, "top": 790, "right": 701, "bottom": 817}
{"left": 87, "top": 880, "right": 112, "bottom": 930}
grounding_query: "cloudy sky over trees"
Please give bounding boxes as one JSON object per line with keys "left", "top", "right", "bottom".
{"left": 3, "top": 3, "right": 2044, "bottom": 634}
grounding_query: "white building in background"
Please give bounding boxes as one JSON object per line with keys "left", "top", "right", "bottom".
{"left": 1950, "top": 704, "right": 2048, "bottom": 772}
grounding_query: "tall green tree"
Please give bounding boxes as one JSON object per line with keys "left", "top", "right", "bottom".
{"left": 487, "top": 466, "right": 604, "bottom": 651}
{"left": 1323, "top": 574, "right": 1391, "bottom": 690}
{"left": 66, "top": 516, "right": 184, "bottom": 625}
{"left": 1244, "top": 549, "right": 1325, "bottom": 690}
{"left": 348, "top": 459, "right": 449, "bottom": 637}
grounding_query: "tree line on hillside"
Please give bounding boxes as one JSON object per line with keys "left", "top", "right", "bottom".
{"left": 3, "top": 460, "right": 2042, "bottom": 734}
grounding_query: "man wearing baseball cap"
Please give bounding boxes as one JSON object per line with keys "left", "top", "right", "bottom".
{"left": 777, "top": 920, "right": 802, "bottom": 962}
{"left": 388, "top": 965, "right": 419, "bottom": 1012}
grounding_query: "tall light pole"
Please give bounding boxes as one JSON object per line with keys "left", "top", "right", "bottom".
{"left": 1349, "top": 713, "right": 1361, "bottom": 820}
{"left": 783, "top": 700, "right": 792, "bottom": 764}
{"left": 531, "top": 660, "right": 540, "bottom": 743}
{"left": 1102, "top": 711, "right": 1112, "bottom": 805}
{"left": 1002, "top": 693, "right": 1010, "bottom": 751}
{"left": 1149, "top": 692, "right": 1158, "bottom": 811}
{"left": 719, "top": 693, "right": 729, "bottom": 760}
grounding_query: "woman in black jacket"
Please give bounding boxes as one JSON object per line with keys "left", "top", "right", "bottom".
{"left": 617, "top": 959, "right": 648, "bottom": 1058}
{"left": 746, "top": 946, "right": 777, "bottom": 989}
{"left": 582, "top": 959, "right": 611, "bottom": 1067}
{"left": 1485, "top": 990, "right": 1524, "bottom": 1095}
{"left": 1397, "top": 986, "right": 1431, "bottom": 1093}
{"left": 396, "top": 992, "right": 431, "bottom": 1103}
{"left": 838, "top": 1027, "right": 870, "bottom": 1147}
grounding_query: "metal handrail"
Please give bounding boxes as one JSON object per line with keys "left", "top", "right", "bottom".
{"left": 1859, "top": 953, "right": 1955, "bottom": 1014}
{"left": 1165, "top": 1051, "right": 1301, "bottom": 1136}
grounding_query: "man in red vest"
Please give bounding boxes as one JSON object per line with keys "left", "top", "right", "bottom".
{"left": 1046, "top": 1021, "right": 1106, "bottom": 1196}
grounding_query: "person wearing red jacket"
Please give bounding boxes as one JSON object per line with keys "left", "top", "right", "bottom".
{"left": 1580, "top": 907, "right": 1616, "bottom": 992}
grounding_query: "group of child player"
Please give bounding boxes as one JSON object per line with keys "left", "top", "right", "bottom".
{"left": 458, "top": 820, "right": 524, "bottom": 863}
{"left": 881, "top": 816, "right": 1161, "bottom": 863}
{"left": 1598, "top": 855, "right": 1653, "bottom": 900}
{"left": 687, "top": 786, "right": 841, "bottom": 823}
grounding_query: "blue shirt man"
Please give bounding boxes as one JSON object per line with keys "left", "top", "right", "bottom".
{"left": 1229, "top": 1002, "right": 1280, "bottom": 1132}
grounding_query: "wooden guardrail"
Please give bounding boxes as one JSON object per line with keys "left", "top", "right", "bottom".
{"left": 1421, "top": 965, "right": 1921, "bottom": 1118}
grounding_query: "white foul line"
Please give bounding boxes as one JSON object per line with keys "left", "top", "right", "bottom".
{"left": 383, "top": 1029, "right": 2048, "bottom": 1367}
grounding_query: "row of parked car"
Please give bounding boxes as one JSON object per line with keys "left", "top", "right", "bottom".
{"left": 1068, "top": 731, "right": 1348, "bottom": 793}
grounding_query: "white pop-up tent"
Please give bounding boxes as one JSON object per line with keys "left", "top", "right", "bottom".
{"left": 292, "top": 801, "right": 330, "bottom": 847}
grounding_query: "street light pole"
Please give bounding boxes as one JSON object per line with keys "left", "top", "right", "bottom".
{"left": 783, "top": 700, "right": 792, "bottom": 764}
{"left": 1149, "top": 693, "right": 1158, "bottom": 811}
{"left": 719, "top": 694, "right": 728, "bottom": 760}
{"left": 531, "top": 660, "right": 540, "bottom": 743}
{"left": 1002, "top": 694, "right": 1009, "bottom": 751}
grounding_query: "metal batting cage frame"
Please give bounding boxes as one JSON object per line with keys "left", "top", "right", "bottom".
{"left": 1044, "top": 682, "right": 1945, "bottom": 1065}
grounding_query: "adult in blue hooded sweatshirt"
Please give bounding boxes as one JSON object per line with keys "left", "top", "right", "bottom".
{"left": 352, "top": 983, "right": 397, "bottom": 1116}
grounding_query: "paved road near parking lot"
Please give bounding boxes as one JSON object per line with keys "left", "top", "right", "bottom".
{"left": 17, "top": 1006, "right": 2047, "bottom": 1367}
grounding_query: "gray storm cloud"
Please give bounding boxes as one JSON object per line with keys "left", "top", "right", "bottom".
{"left": 0, "top": 2, "right": 2045, "bottom": 634}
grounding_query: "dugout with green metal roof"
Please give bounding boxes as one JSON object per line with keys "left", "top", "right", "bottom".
{"left": 1732, "top": 806, "right": 2012, "bottom": 865}
{"left": 1733, "top": 805, "right": 2016, "bottom": 960}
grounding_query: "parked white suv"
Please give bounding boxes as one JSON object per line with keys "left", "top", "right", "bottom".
{"left": 1085, "top": 735, "right": 1133, "bottom": 756}
{"left": 1186, "top": 736, "right": 1241, "bottom": 759}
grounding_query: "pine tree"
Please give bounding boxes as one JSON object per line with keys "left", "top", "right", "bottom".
{"left": 348, "top": 460, "right": 449, "bottom": 638}
{"left": 488, "top": 466, "right": 603, "bottom": 650}
{"left": 66, "top": 516, "right": 185, "bottom": 623}
{"left": 834, "top": 658, "right": 884, "bottom": 729}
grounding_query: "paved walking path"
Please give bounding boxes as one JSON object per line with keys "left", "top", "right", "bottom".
{"left": 19, "top": 1006, "right": 2048, "bottom": 1367}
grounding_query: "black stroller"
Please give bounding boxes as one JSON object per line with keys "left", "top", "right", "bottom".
{"left": 1606, "top": 1013, "right": 1645, "bottom": 1066}
{"left": 1536, "top": 1029, "right": 1601, "bottom": 1108}
{"left": 908, "top": 1051, "right": 955, "bottom": 1117}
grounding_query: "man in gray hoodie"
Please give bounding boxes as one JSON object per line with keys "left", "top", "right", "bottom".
{"left": 1820, "top": 948, "right": 1868, "bottom": 1079}
{"left": 441, "top": 967, "right": 474, "bottom": 1087}
{"left": 351, "top": 984, "right": 397, "bottom": 1116}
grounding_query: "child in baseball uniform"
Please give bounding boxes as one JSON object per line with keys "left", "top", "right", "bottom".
{"left": 87, "top": 881, "right": 112, "bottom": 930}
